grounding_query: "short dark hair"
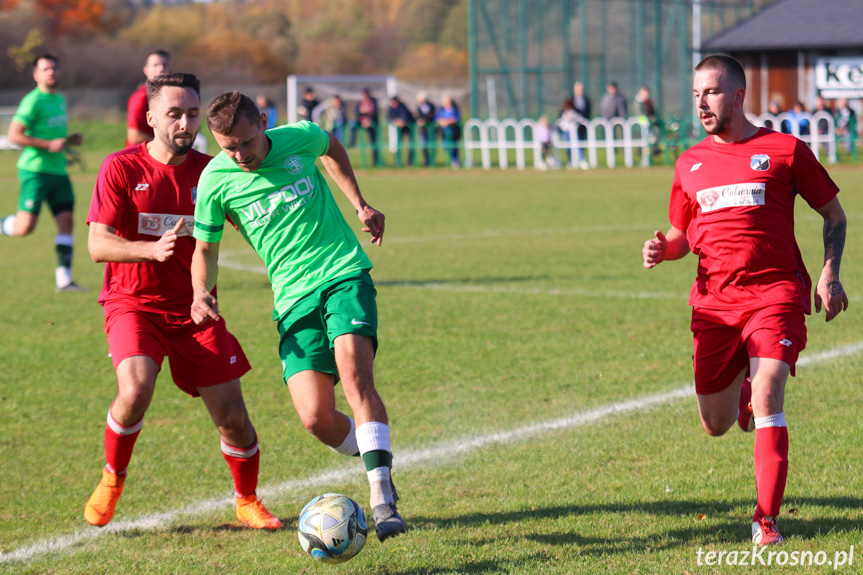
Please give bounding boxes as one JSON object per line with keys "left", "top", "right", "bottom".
{"left": 146, "top": 72, "right": 201, "bottom": 104}
{"left": 207, "top": 92, "right": 261, "bottom": 135}
{"left": 32, "top": 53, "right": 58, "bottom": 68}
{"left": 146, "top": 49, "right": 170, "bottom": 61}
{"left": 696, "top": 54, "right": 747, "bottom": 90}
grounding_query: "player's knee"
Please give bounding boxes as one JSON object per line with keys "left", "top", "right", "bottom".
{"left": 114, "top": 388, "right": 152, "bottom": 417}
{"left": 217, "top": 410, "right": 251, "bottom": 436}
{"left": 298, "top": 409, "right": 334, "bottom": 438}
{"left": 16, "top": 222, "right": 37, "bottom": 236}
{"left": 699, "top": 413, "right": 733, "bottom": 437}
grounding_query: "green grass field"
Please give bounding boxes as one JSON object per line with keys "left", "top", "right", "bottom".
{"left": 0, "top": 145, "right": 861, "bottom": 574}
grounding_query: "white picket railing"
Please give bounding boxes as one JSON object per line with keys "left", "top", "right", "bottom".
{"left": 747, "top": 111, "right": 837, "bottom": 164}
{"left": 464, "top": 116, "right": 651, "bottom": 170}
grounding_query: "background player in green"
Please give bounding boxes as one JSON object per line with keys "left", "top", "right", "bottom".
{"left": 190, "top": 92, "right": 405, "bottom": 542}
{"left": 2, "top": 53, "right": 86, "bottom": 292}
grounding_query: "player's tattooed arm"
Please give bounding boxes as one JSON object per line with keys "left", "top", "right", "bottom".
{"left": 814, "top": 196, "right": 849, "bottom": 321}
{"left": 822, "top": 215, "right": 846, "bottom": 277}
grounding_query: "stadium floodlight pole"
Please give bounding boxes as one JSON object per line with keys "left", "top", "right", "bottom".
{"left": 487, "top": 77, "right": 498, "bottom": 120}
{"left": 691, "top": 0, "right": 702, "bottom": 130}
{"left": 287, "top": 74, "right": 298, "bottom": 124}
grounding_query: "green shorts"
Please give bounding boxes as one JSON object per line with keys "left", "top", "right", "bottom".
{"left": 276, "top": 270, "right": 377, "bottom": 382}
{"left": 18, "top": 170, "right": 75, "bottom": 216}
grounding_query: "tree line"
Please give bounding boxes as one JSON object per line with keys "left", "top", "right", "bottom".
{"left": 0, "top": 0, "right": 467, "bottom": 92}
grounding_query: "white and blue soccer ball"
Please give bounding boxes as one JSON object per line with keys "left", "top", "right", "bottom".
{"left": 297, "top": 493, "right": 367, "bottom": 564}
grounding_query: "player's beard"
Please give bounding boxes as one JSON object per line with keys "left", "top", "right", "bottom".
{"left": 166, "top": 132, "right": 195, "bottom": 155}
{"left": 702, "top": 109, "right": 731, "bottom": 136}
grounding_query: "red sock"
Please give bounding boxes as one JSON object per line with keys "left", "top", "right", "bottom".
{"left": 221, "top": 439, "right": 259, "bottom": 498}
{"left": 105, "top": 408, "right": 143, "bottom": 476}
{"left": 753, "top": 425, "right": 788, "bottom": 521}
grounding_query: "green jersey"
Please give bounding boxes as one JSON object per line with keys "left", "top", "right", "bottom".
{"left": 13, "top": 87, "right": 69, "bottom": 175}
{"left": 194, "top": 121, "right": 372, "bottom": 318}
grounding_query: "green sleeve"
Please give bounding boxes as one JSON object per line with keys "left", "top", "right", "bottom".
{"left": 193, "top": 169, "right": 226, "bottom": 243}
{"left": 12, "top": 92, "right": 36, "bottom": 128}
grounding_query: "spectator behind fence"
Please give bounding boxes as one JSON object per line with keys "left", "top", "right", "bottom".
{"left": 634, "top": 86, "right": 661, "bottom": 155}
{"left": 767, "top": 101, "right": 791, "bottom": 134}
{"left": 787, "top": 101, "right": 810, "bottom": 136}
{"left": 835, "top": 98, "right": 857, "bottom": 154}
{"left": 813, "top": 96, "right": 833, "bottom": 154}
{"left": 387, "top": 96, "right": 415, "bottom": 166}
{"left": 436, "top": 94, "right": 462, "bottom": 168}
{"left": 557, "top": 98, "right": 587, "bottom": 169}
{"left": 297, "top": 86, "right": 319, "bottom": 123}
{"left": 600, "top": 81, "right": 627, "bottom": 120}
{"left": 415, "top": 92, "right": 436, "bottom": 167}
{"left": 321, "top": 94, "right": 349, "bottom": 143}
{"left": 256, "top": 94, "right": 278, "bottom": 130}
{"left": 535, "top": 115, "right": 557, "bottom": 170}
{"left": 356, "top": 88, "right": 380, "bottom": 166}
{"left": 572, "top": 81, "right": 591, "bottom": 140}
{"left": 126, "top": 50, "right": 170, "bottom": 148}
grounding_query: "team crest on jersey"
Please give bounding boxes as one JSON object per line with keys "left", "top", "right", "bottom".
{"left": 141, "top": 214, "right": 162, "bottom": 232}
{"left": 191, "top": 187, "right": 197, "bottom": 204}
{"left": 698, "top": 189, "right": 719, "bottom": 209}
{"left": 285, "top": 154, "right": 304, "bottom": 174}
{"left": 750, "top": 154, "right": 770, "bottom": 171}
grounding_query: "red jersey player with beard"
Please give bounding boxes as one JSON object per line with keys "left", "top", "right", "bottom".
{"left": 642, "top": 55, "right": 848, "bottom": 545}
{"left": 84, "top": 73, "right": 280, "bottom": 530}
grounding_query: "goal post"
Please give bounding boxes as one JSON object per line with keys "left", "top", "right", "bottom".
{"left": 286, "top": 74, "right": 397, "bottom": 125}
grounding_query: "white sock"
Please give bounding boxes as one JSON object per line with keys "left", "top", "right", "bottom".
{"left": 357, "top": 421, "right": 394, "bottom": 507}
{"left": 366, "top": 466, "right": 393, "bottom": 508}
{"left": 2, "top": 215, "right": 16, "bottom": 236}
{"left": 328, "top": 416, "right": 359, "bottom": 456}
{"left": 56, "top": 266, "right": 72, "bottom": 288}
{"left": 754, "top": 412, "right": 787, "bottom": 428}
{"left": 356, "top": 421, "right": 391, "bottom": 453}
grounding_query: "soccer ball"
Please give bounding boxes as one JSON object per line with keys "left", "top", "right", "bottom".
{"left": 297, "top": 493, "right": 367, "bottom": 564}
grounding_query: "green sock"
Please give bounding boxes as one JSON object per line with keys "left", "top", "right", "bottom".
{"left": 361, "top": 450, "right": 391, "bottom": 472}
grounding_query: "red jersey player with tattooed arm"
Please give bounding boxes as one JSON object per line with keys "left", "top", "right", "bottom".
{"left": 642, "top": 55, "right": 848, "bottom": 545}
{"left": 84, "top": 73, "right": 280, "bottom": 530}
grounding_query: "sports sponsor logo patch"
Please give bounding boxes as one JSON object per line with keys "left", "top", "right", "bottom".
{"left": 691, "top": 162, "right": 702, "bottom": 172}
{"left": 696, "top": 183, "right": 766, "bottom": 213}
{"left": 750, "top": 154, "right": 770, "bottom": 171}
{"left": 285, "top": 154, "right": 304, "bottom": 174}
{"left": 137, "top": 213, "right": 195, "bottom": 237}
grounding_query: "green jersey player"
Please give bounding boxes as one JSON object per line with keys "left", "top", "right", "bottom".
{"left": 191, "top": 92, "right": 405, "bottom": 542}
{"left": 2, "top": 54, "right": 86, "bottom": 291}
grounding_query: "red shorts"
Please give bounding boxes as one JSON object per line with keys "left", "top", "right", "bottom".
{"left": 104, "top": 304, "right": 251, "bottom": 397}
{"left": 691, "top": 304, "right": 807, "bottom": 395}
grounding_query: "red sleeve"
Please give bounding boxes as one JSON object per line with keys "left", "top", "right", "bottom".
{"left": 127, "top": 87, "right": 150, "bottom": 131}
{"left": 668, "top": 163, "right": 692, "bottom": 231}
{"left": 791, "top": 139, "right": 839, "bottom": 210}
{"left": 87, "top": 151, "right": 130, "bottom": 229}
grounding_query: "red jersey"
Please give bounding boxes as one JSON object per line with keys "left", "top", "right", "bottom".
{"left": 87, "top": 144, "right": 212, "bottom": 314}
{"left": 669, "top": 128, "right": 838, "bottom": 313}
{"left": 125, "top": 85, "right": 152, "bottom": 148}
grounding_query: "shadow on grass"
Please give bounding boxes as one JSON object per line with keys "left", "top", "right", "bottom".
{"left": 407, "top": 496, "right": 863, "bottom": 556}
{"left": 376, "top": 275, "right": 551, "bottom": 289}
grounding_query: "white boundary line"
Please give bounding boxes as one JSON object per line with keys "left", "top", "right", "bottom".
{"left": 216, "top": 248, "right": 683, "bottom": 300}
{"left": 2, "top": 342, "right": 860, "bottom": 564}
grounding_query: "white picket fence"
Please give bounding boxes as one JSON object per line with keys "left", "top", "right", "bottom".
{"left": 747, "top": 111, "right": 837, "bottom": 164}
{"left": 463, "top": 116, "right": 651, "bottom": 170}
{"left": 463, "top": 111, "right": 838, "bottom": 170}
